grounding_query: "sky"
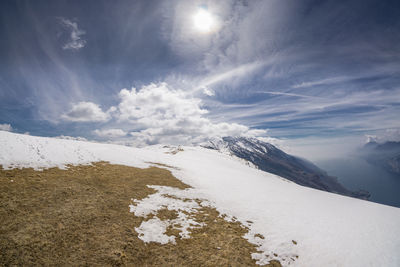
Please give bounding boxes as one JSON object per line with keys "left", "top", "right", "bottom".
{"left": 0, "top": 0, "right": 399, "bottom": 159}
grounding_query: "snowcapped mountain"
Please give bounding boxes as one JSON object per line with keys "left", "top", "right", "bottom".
{"left": 1, "top": 131, "right": 400, "bottom": 267}
{"left": 203, "top": 136, "right": 370, "bottom": 199}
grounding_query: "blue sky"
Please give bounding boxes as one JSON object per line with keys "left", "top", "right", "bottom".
{"left": 1, "top": 0, "right": 399, "bottom": 157}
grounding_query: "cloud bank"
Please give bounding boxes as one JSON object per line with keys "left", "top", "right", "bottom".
{"left": 76, "top": 82, "right": 267, "bottom": 146}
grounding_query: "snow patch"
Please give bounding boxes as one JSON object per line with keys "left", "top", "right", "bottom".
{"left": 129, "top": 185, "right": 208, "bottom": 244}
{"left": 135, "top": 218, "right": 175, "bottom": 244}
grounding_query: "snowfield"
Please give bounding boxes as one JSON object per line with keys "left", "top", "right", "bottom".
{"left": 1, "top": 131, "right": 400, "bottom": 266}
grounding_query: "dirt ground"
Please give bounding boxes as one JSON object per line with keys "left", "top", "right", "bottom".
{"left": 0, "top": 162, "right": 281, "bottom": 266}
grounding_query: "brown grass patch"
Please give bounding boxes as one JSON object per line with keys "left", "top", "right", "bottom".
{"left": 0, "top": 162, "right": 280, "bottom": 266}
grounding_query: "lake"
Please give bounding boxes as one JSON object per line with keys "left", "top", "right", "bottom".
{"left": 317, "top": 157, "right": 400, "bottom": 208}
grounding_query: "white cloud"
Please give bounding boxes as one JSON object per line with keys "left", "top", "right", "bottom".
{"left": 59, "top": 18, "right": 86, "bottom": 50}
{"left": 60, "top": 82, "right": 269, "bottom": 145}
{"left": 93, "top": 128, "right": 127, "bottom": 138}
{"left": 0, "top": 123, "right": 12, "bottom": 132}
{"left": 61, "top": 101, "right": 111, "bottom": 122}
{"left": 202, "top": 87, "right": 215, "bottom": 96}
{"left": 113, "top": 82, "right": 266, "bottom": 145}
{"left": 117, "top": 83, "right": 207, "bottom": 122}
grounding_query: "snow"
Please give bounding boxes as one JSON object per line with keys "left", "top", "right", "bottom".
{"left": 135, "top": 218, "right": 175, "bottom": 244}
{"left": 1, "top": 130, "right": 400, "bottom": 266}
{"left": 130, "top": 185, "right": 207, "bottom": 243}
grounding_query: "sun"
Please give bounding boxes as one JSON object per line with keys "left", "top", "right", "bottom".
{"left": 193, "top": 8, "right": 214, "bottom": 33}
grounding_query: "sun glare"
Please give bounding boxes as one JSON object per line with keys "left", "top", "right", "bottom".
{"left": 193, "top": 9, "right": 214, "bottom": 33}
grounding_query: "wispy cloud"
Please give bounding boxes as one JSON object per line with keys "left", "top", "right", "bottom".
{"left": 291, "top": 76, "right": 352, "bottom": 89}
{"left": 197, "top": 61, "right": 265, "bottom": 90}
{"left": 207, "top": 86, "right": 400, "bottom": 139}
{"left": 254, "top": 91, "right": 322, "bottom": 99}
{"left": 59, "top": 18, "right": 86, "bottom": 50}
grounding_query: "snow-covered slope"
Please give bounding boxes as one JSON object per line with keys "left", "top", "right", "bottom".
{"left": 1, "top": 130, "right": 400, "bottom": 267}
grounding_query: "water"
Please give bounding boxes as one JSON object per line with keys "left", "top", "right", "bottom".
{"left": 317, "top": 157, "right": 400, "bottom": 208}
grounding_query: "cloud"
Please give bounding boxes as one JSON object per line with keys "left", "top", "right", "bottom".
{"left": 92, "top": 82, "right": 267, "bottom": 145}
{"left": 365, "top": 135, "right": 377, "bottom": 143}
{"left": 254, "top": 91, "right": 321, "bottom": 99}
{"left": 163, "top": 1, "right": 281, "bottom": 73}
{"left": 0, "top": 123, "right": 12, "bottom": 132}
{"left": 61, "top": 101, "right": 111, "bottom": 122}
{"left": 365, "top": 129, "right": 400, "bottom": 143}
{"left": 202, "top": 87, "right": 215, "bottom": 96}
{"left": 291, "top": 75, "right": 369, "bottom": 89}
{"left": 196, "top": 61, "right": 266, "bottom": 91}
{"left": 59, "top": 18, "right": 86, "bottom": 50}
{"left": 210, "top": 85, "right": 400, "bottom": 140}
{"left": 10, "top": 0, "right": 396, "bottom": 149}
{"left": 291, "top": 76, "right": 350, "bottom": 89}
{"left": 93, "top": 128, "right": 127, "bottom": 138}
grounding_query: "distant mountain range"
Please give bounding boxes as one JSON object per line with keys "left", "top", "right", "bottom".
{"left": 203, "top": 136, "right": 370, "bottom": 199}
{"left": 360, "top": 141, "right": 400, "bottom": 176}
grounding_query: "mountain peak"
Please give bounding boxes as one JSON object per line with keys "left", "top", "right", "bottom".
{"left": 203, "top": 136, "right": 278, "bottom": 155}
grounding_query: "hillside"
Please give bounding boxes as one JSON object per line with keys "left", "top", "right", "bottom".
{"left": 1, "top": 131, "right": 400, "bottom": 266}
{"left": 203, "top": 136, "right": 369, "bottom": 199}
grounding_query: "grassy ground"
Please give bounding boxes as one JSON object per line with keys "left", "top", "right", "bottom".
{"left": 0, "top": 162, "right": 281, "bottom": 266}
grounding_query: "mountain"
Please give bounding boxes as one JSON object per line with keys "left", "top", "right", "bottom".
{"left": 1, "top": 131, "right": 400, "bottom": 267}
{"left": 203, "top": 136, "right": 370, "bottom": 199}
{"left": 360, "top": 141, "right": 400, "bottom": 175}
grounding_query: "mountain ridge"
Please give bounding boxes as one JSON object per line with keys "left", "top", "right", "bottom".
{"left": 203, "top": 136, "right": 370, "bottom": 199}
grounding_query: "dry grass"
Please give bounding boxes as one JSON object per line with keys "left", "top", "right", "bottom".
{"left": 0, "top": 162, "right": 281, "bottom": 266}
